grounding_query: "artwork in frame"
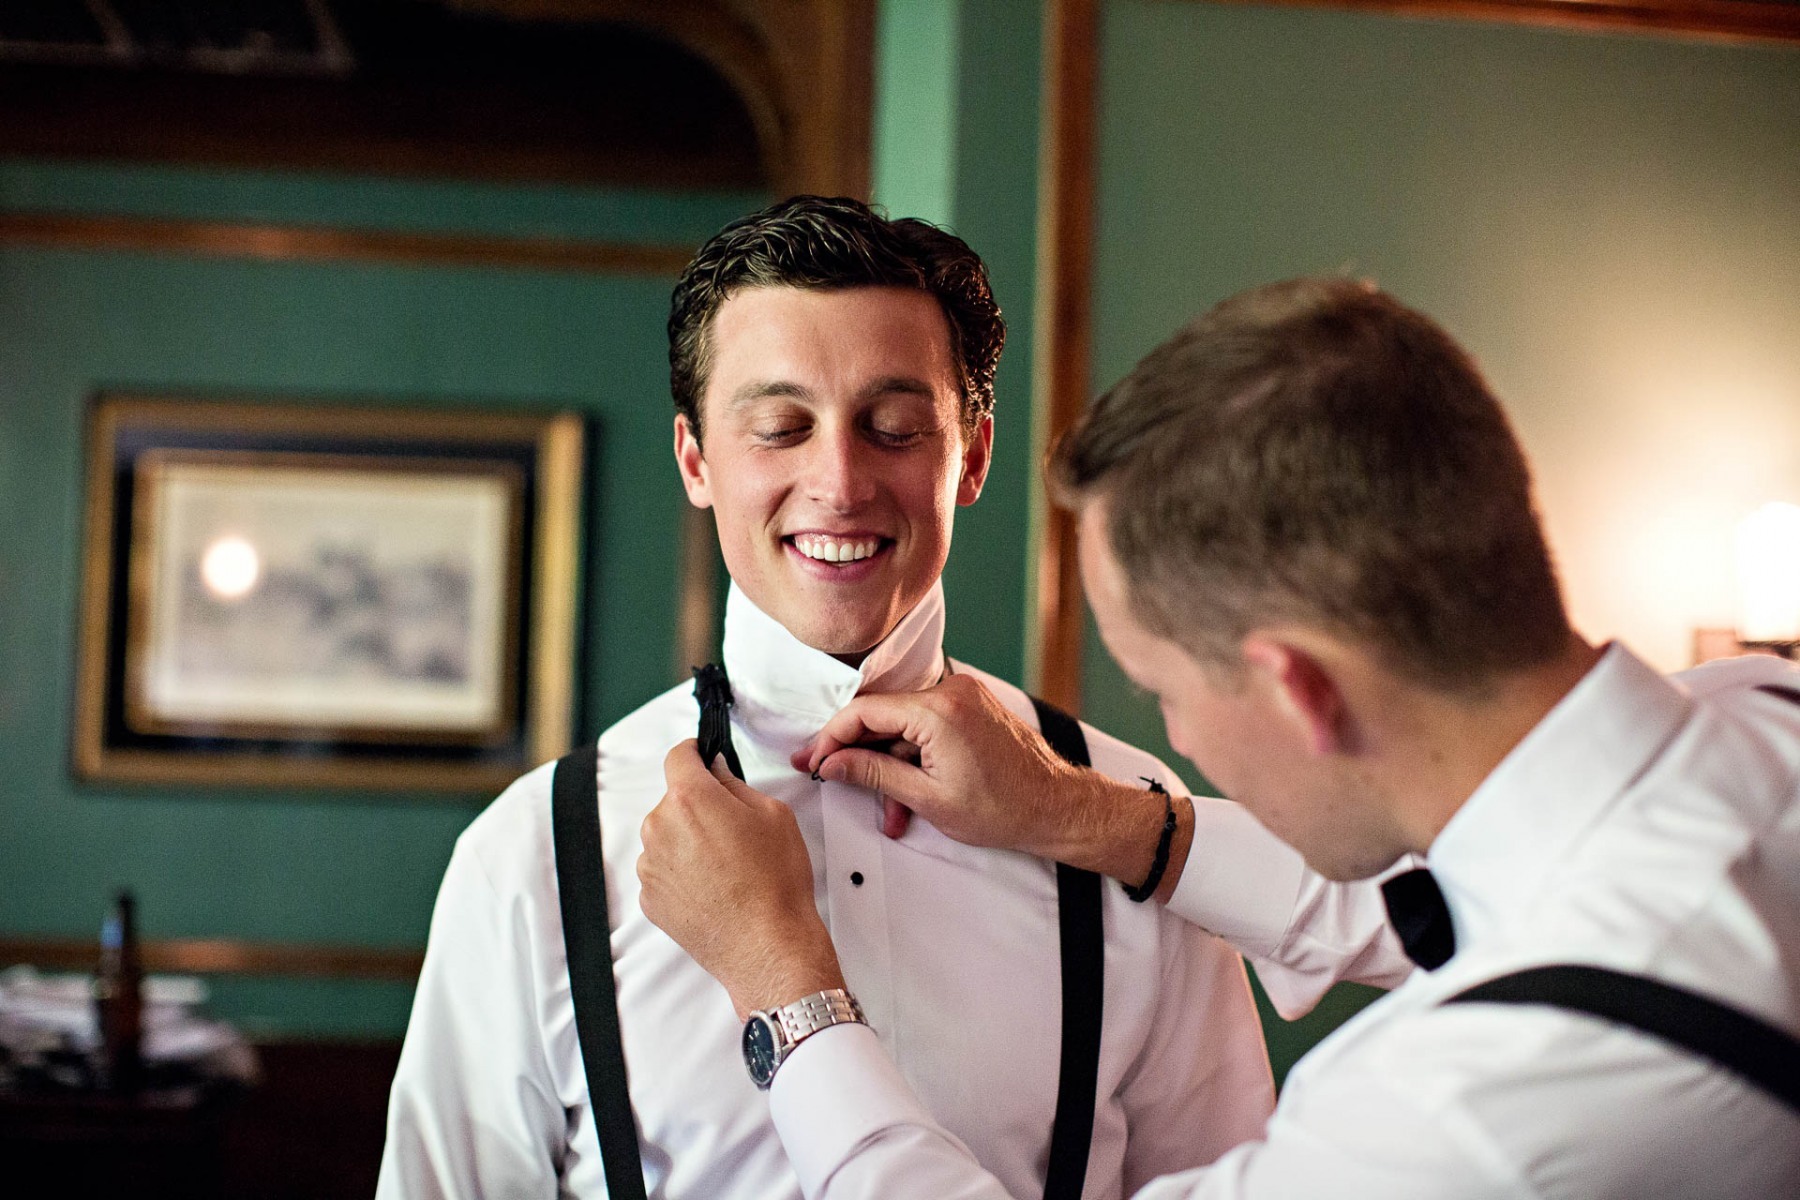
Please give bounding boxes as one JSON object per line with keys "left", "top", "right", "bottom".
{"left": 75, "top": 396, "right": 585, "bottom": 794}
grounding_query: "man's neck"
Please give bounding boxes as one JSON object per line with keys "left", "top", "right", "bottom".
{"left": 721, "top": 581, "right": 949, "bottom": 723}
{"left": 1384, "top": 635, "right": 1606, "bottom": 856}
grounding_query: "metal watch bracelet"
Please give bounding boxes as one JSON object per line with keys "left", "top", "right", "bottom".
{"left": 772, "top": 988, "right": 866, "bottom": 1044}
{"left": 744, "top": 988, "right": 866, "bottom": 1089}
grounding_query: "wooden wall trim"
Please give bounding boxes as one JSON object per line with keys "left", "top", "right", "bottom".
{"left": 0, "top": 936, "right": 424, "bottom": 981}
{"left": 1202, "top": 0, "right": 1800, "bottom": 45}
{"left": 1029, "top": 0, "right": 1100, "bottom": 714}
{"left": 0, "top": 211, "right": 697, "bottom": 276}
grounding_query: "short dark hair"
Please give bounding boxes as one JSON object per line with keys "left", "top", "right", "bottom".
{"left": 1052, "top": 277, "right": 1570, "bottom": 693}
{"left": 668, "top": 195, "right": 1004, "bottom": 438}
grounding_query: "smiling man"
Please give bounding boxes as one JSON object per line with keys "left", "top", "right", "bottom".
{"left": 376, "top": 197, "right": 1279, "bottom": 1199}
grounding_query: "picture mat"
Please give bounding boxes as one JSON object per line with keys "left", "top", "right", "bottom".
{"left": 132, "top": 456, "right": 517, "bottom": 736}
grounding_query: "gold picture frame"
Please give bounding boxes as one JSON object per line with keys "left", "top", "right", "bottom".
{"left": 75, "top": 395, "right": 584, "bottom": 794}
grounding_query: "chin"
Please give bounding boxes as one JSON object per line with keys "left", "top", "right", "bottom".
{"left": 1304, "top": 844, "right": 1407, "bottom": 883}
{"left": 784, "top": 611, "right": 892, "bottom": 658}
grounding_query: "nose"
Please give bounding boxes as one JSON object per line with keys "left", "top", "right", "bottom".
{"left": 803, "top": 424, "right": 878, "bottom": 512}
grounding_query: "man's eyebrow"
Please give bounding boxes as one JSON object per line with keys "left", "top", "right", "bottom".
{"left": 725, "top": 381, "right": 813, "bottom": 411}
{"left": 725, "top": 376, "right": 943, "bottom": 410}
{"left": 857, "top": 376, "right": 939, "bottom": 402}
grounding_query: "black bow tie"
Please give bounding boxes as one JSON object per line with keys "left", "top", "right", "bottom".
{"left": 1381, "top": 868, "right": 1456, "bottom": 970}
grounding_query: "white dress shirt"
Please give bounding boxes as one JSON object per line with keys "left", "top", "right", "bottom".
{"left": 378, "top": 581, "right": 1276, "bottom": 1199}
{"left": 768, "top": 645, "right": 1800, "bottom": 1199}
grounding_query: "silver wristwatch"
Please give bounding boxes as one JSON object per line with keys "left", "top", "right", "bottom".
{"left": 742, "top": 988, "right": 867, "bottom": 1090}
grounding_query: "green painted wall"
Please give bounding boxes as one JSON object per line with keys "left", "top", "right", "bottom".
{"left": 874, "top": 0, "right": 1044, "bottom": 685}
{"left": 1082, "top": 0, "right": 1800, "bottom": 1082}
{"left": 873, "top": 0, "right": 961, "bottom": 227}
{"left": 0, "top": 159, "right": 759, "bottom": 1036}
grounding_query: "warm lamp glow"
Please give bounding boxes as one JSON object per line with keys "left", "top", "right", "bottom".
{"left": 201, "top": 535, "right": 261, "bottom": 600}
{"left": 1735, "top": 502, "right": 1800, "bottom": 644}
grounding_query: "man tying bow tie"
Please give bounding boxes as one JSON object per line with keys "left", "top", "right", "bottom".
{"left": 379, "top": 197, "right": 1282, "bottom": 1200}
{"left": 641, "top": 277, "right": 1800, "bottom": 1198}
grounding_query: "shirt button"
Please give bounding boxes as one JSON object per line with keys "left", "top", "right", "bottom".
{"left": 850, "top": 871, "right": 864, "bottom": 887}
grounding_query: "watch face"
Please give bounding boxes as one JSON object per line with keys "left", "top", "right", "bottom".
{"left": 743, "top": 1015, "right": 779, "bottom": 1088}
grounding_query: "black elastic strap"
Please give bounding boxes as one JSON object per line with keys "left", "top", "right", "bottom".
{"left": 1446, "top": 964, "right": 1800, "bottom": 1116}
{"left": 552, "top": 743, "right": 648, "bottom": 1200}
{"left": 1030, "top": 696, "right": 1103, "bottom": 1200}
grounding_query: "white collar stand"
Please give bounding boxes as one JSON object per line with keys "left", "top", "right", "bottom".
{"left": 1427, "top": 643, "right": 1692, "bottom": 952}
{"left": 720, "top": 579, "right": 948, "bottom": 747}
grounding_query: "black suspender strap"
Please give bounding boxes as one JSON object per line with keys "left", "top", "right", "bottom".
{"left": 1030, "top": 697, "right": 1104, "bottom": 1200}
{"left": 1755, "top": 683, "right": 1800, "bottom": 708}
{"left": 1445, "top": 964, "right": 1800, "bottom": 1116}
{"left": 553, "top": 674, "right": 1108, "bottom": 1199}
{"left": 551, "top": 743, "right": 649, "bottom": 1200}
{"left": 551, "top": 667, "right": 747, "bottom": 1198}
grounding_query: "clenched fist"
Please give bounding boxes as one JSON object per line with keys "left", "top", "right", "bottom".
{"left": 638, "top": 740, "right": 846, "bottom": 1019}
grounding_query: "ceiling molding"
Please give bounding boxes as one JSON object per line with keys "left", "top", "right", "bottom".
{"left": 0, "top": 210, "right": 697, "bottom": 275}
{"left": 1195, "top": 0, "right": 1800, "bottom": 45}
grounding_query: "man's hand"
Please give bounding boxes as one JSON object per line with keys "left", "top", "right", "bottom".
{"left": 639, "top": 741, "right": 845, "bottom": 1019}
{"left": 793, "top": 675, "right": 1191, "bottom": 899}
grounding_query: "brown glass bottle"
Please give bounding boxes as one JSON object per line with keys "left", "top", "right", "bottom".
{"left": 94, "top": 889, "right": 144, "bottom": 1091}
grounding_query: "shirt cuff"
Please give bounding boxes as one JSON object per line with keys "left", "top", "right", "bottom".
{"left": 769, "top": 1021, "right": 963, "bottom": 1195}
{"left": 1168, "top": 795, "right": 1308, "bottom": 959}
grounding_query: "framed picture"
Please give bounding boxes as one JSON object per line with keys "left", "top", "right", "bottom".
{"left": 75, "top": 396, "right": 585, "bottom": 794}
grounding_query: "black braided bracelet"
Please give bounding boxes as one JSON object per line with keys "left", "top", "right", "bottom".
{"left": 1123, "top": 778, "right": 1177, "bottom": 903}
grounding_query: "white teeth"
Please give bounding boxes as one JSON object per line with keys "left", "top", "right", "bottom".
{"left": 795, "top": 535, "right": 881, "bottom": 564}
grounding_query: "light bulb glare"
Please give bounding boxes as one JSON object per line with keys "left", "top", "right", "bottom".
{"left": 1735, "top": 502, "right": 1800, "bottom": 643}
{"left": 201, "top": 536, "right": 261, "bottom": 601}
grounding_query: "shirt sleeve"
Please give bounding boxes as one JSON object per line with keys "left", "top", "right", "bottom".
{"left": 376, "top": 834, "right": 567, "bottom": 1199}
{"left": 768, "top": 1012, "right": 1517, "bottom": 1200}
{"left": 771, "top": 1022, "right": 1012, "bottom": 1200}
{"left": 1170, "top": 797, "right": 1414, "bottom": 1017}
{"left": 1131, "top": 1056, "right": 1518, "bottom": 1200}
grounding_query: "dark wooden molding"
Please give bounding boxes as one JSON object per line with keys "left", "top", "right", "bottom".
{"left": 0, "top": 18, "right": 767, "bottom": 191}
{"left": 0, "top": 936, "right": 423, "bottom": 981}
{"left": 610, "top": 0, "right": 876, "bottom": 196}
{"left": 1202, "top": 0, "right": 1800, "bottom": 45}
{"left": 0, "top": 1, "right": 877, "bottom": 199}
{"left": 1030, "top": 0, "right": 1100, "bottom": 715}
{"left": 0, "top": 210, "right": 696, "bottom": 276}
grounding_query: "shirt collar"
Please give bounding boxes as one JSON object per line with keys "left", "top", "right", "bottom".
{"left": 721, "top": 579, "right": 948, "bottom": 746}
{"left": 1427, "top": 643, "right": 1693, "bottom": 950}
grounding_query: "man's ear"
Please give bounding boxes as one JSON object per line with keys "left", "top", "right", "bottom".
{"left": 673, "top": 413, "right": 712, "bottom": 508}
{"left": 956, "top": 415, "right": 995, "bottom": 506}
{"left": 1242, "top": 635, "right": 1346, "bottom": 757}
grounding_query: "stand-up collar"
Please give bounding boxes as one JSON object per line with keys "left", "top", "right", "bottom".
{"left": 1428, "top": 644, "right": 1692, "bottom": 951}
{"left": 721, "top": 580, "right": 947, "bottom": 744}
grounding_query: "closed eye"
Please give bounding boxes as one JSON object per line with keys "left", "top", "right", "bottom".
{"left": 870, "top": 427, "right": 929, "bottom": 448}
{"left": 752, "top": 424, "right": 809, "bottom": 444}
